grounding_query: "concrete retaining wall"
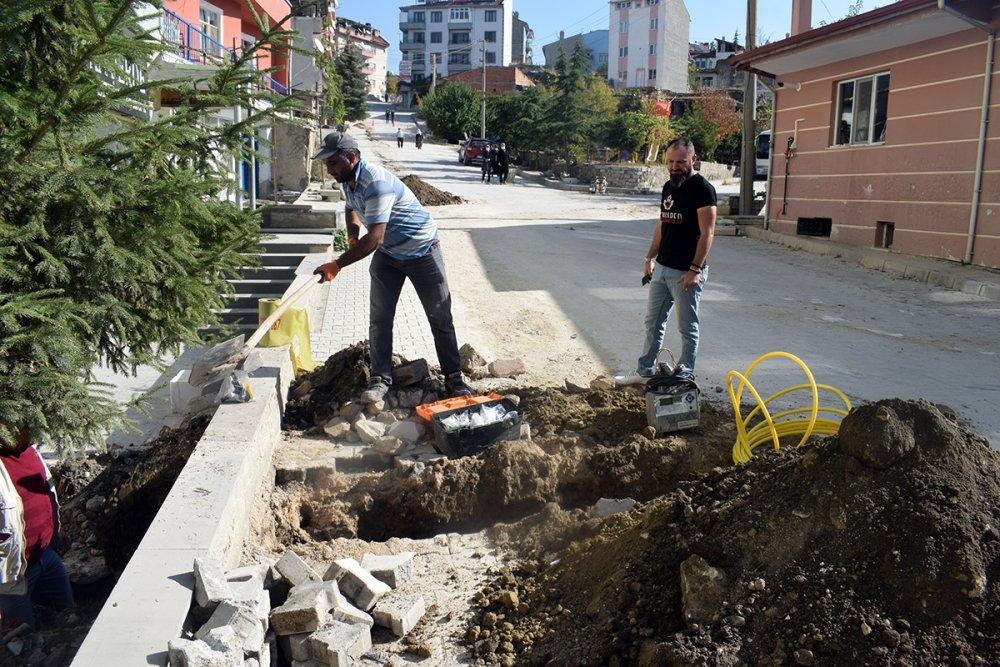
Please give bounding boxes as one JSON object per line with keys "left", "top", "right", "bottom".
{"left": 71, "top": 347, "right": 294, "bottom": 666}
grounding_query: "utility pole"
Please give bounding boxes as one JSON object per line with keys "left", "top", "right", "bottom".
{"left": 739, "top": 0, "right": 758, "bottom": 216}
{"left": 480, "top": 39, "right": 487, "bottom": 139}
{"left": 430, "top": 52, "right": 437, "bottom": 95}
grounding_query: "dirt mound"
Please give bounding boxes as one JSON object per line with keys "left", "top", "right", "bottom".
{"left": 284, "top": 342, "right": 373, "bottom": 428}
{"left": 401, "top": 174, "right": 463, "bottom": 206}
{"left": 465, "top": 399, "right": 1000, "bottom": 665}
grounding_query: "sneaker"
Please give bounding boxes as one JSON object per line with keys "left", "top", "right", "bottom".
{"left": 444, "top": 373, "right": 474, "bottom": 397}
{"left": 361, "top": 376, "right": 391, "bottom": 404}
{"left": 613, "top": 371, "right": 649, "bottom": 387}
{"left": 673, "top": 365, "right": 695, "bottom": 382}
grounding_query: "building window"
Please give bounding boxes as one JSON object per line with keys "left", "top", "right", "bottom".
{"left": 412, "top": 11, "right": 425, "bottom": 22}
{"left": 199, "top": 3, "right": 223, "bottom": 51}
{"left": 835, "top": 72, "right": 890, "bottom": 145}
{"left": 430, "top": 32, "right": 442, "bottom": 43}
{"left": 450, "top": 8, "right": 470, "bottom": 21}
{"left": 619, "top": 70, "right": 627, "bottom": 82}
{"left": 413, "top": 31, "right": 424, "bottom": 43}
{"left": 619, "top": 46, "right": 628, "bottom": 57}
{"left": 650, "top": 18, "right": 659, "bottom": 29}
{"left": 431, "top": 10, "right": 442, "bottom": 22}
{"left": 599, "top": 53, "right": 608, "bottom": 64}
{"left": 486, "top": 51, "right": 496, "bottom": 64}
{"left": 620, "top": 21, "right": 629, "bottom": 33}
{"left": 649, "top": 68, "right": 656, "bottom": 80}
{"left": 875, "top": 221, "right": 895, "bottom": 249}
{"left": 485, "top": 9, "right": 497, "bottom": 22}
{"left": 451, "top": 31, "right": 470, "bottom": 44}
{"left": 449, "top": 52, "right": 470, "bottom": 65}
{"left": 485, "top": 31, "right": 496, "bottom": 43}
{"left": 649, "top": 44, "right": 655, "bottom": 55}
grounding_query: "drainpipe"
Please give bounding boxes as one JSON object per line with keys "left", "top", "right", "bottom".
{"left": 938, "top": 0, "right": 995, "bottom": 264}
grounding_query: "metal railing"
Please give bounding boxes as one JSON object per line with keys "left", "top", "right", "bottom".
{"left": 160, "top": 9, "right": 288, "bottom": 96}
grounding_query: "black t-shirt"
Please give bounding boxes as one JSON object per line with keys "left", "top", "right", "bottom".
{"left": 656, "top": 173, "right": 717, "bottom": 271}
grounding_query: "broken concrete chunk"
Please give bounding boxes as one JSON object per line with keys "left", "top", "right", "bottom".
{"left": 679, "top": 554, "right": 727, "bottom": 625}
{"left": 309, "top": 620, "right": 372, "bottom": 666}
{"left": 196, "top": 600, "right": 265, "bottom": 654}
{"left": 392, "top": 359, "right": 429, "bottom": 387}
{"left": 279, "top": 632, "right": 313, "bottom": 662}
{"left": 323, "top": 419, "right": 351, "bottom": 439}
{"left": 167, "top": 637, "right": 240, "bottom": 667}
{"left": 201, "top": 625, "right": 240, "bottom": 654}
{"left": 386, "top": 419, "right": 424, "bottom": 444}
{"left": 373, "top": 436, "right": 403, "bottom": 456}
{"left": 593, "top": 497, "right": 637, "bottom": 519}
{"left": 269, "top": 581, "right": 340, "bottom": 635}
{"left": 366, "top": 400, "right": 386, "bottom": 416}
{"left": 459, "top": 344, "right": 487, "bottom": 374}
{"left": 331, "top": 593, "right": 375, "bottom": 628}
{"left": 397, "top": 389, "right": 425, "bottom": 409}
{"left": 372, "top": 592, "right": 426, "bottom": 637}
{"left": 339, "top": 402, "right": 364, "bottom": 421}
{"left": 354, "top": 420, "right": 387, "bottom": 445}
{"left": 193, "top": 558, "right": 232, "bottom": 611}
{"left": 324, "top": 558, "right": 391, "bottom": 611}
{"left": 375, "top": 412, "right": 398, "bottom": 425}
{"left": 275, "top": 550, "right": 322, "bottom": 587}
{"left": 360, "top": 552, "right": 414, "bottom": 589}
{"left": 488, "top": 358, "right": 526, "bottom": 378}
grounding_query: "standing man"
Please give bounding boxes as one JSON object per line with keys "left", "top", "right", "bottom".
{"left": 396, "top": 127, "right": 404, "bottom": 149}
{"left": 481, "top": 145, "right": 493, "bottom": 183}
{"left": 0, "top": 427, "right": 73, "bottom": 633}
{"left": 615, "top": 137, "right": 717, "bottom": 385}
{"left": 384, "top": 108, "right": 390, "bottom": 123}
{"left": 311, "top": 132, "right": 474, "bottom": 403}
{"left": 496, "top": 143, "right": 510, "bottom": 185}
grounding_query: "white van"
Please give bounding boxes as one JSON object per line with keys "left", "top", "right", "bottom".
{"left": 755, "top": 130, "right": 771, "bottom": 179}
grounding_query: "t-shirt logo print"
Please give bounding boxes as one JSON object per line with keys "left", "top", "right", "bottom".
{"left": 662, "top": 194, "right": 674, "bottom": 212}
{"left": 661, "top": 193, "right": 683, "bottom": 224}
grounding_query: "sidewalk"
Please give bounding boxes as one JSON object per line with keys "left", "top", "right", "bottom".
{"left": 309, "top": 125, "right": 438, "bottom": 366}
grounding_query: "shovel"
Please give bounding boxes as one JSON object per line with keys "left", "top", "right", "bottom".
{"left": 188, "top": 274, "right": 323, "bottom": 390}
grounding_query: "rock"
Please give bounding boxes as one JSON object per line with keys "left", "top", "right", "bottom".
{"left": 503, "top": 394, "right": 521, "bottom": 407}
{"left": 195, "top": 600, "right": 264, "bottom": 653}
{"left": 459, "top": 344, "right": 487, "bottom": 374}
{"left": 488, "top": 358, "right": 526, "bottom": 378}
{"left": 193, "top": 557, "right": 232, "bottom": 611}
{"left": 966, "top": 571, "right": 987, "bottom": 598}
{"left": 373, "top": 436, "right": 403, "bottom": 456}
{"left": 324, "top": 558, "right": 391, "bottom": 611}
{"left": 309, "top": 620, "right": 372, "bottom": 666}
{"left": 749, "top": 578, "right": 766, "bottom": 591}
{"left": 397, "top": 389, "right": 425, "bottom": 409}
{"left": 360, "top": 552, "right": 414, "bottom": 588}
{"left": 167, "top": 638, "right": 239, "bottom": 666}
{"left": 406, "top": 643, "right": 433, "bottom": 658}
{"left": 366, "top": 400, "right": 385, "bottom": 416}
{"left": 727, "top": 614, "right": 746, "bottom": 627}
{"left": 643, "top": 426, "right": 657, "bottom": 439}
{"left": 345, "top": 430, "right": 361, "bottom": 443}
{"left": 339, "top": 402, "right": 365, "bottom": 421}
{"left": 393, "top": 359, "right": 429, "bottom": 387}
{"left": 679, "top": 555, "right": 727, "bottom": 624}
{"left": 376, "top": 412, "right": 398, "bottom": 425}
{"left": 500, "top": 590, "right": 519, "bottom": 610}
{"left": 85, "top": 495, "right": 106, "bottom": 514}
{"left": 323, "top": 419, "right": 351, "bottom": 439}
{"left": 593, "top": 498, "right": 637, "bottom": 519}
{"left": 589, "top": 376, "right": 616, "bottom": 391}
{"left": 274, "top": 551, "right": 321, "bottom": 587}
{"left": 394, "top": 457, "right": 425, "bottom": 476}
{"left": 278, "top": 632, "right": 313, "bottom": 662}
{"left": 794, "top": 648, "right": 815, "bottom": 665}
{"left": 292, "top": 379, "right": 312, "bottom": 399}
{"left": 269, "top": 581, "right": 340, "bottom": 635}
{"left": 372, "top": 591, "right": 426, "bottom": 636}
{"left": 386, "top": 420, "right": 425, "bottom": 444}
{"left": 355, "top": 420, "right": 387, "bottom": 445}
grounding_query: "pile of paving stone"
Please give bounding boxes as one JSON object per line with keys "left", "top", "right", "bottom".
{"left": 169, "top": 550, "right": 425, "bottom": 666}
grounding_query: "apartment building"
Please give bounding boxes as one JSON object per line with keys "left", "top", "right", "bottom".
{"left": 690, "top": 38, "right": 742, "bottom": 89}
{"left": 607, "top": 0, "right": 690, "bottom": 92}
{"left": 399, "top": 0, "right": 514, "bottom": 83}
{"left": 512, "top": 11, "right": 533, "bottom": 65}
{"left": 541, "top": 29, "right": 609, "bottom": 73}
{"left": 335, "top": 18, "right": 390, "bottom": 98}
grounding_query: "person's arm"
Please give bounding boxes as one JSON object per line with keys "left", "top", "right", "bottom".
{"left": 682, "top": 205, "right": 717, "bottom": 289}
{"left": 345, "top": 209, "right": 361, "bottom": 249}
{"left": 315, "top": 181, "right": 394, "bottom": 282}
{"left": 645, "top": 220, "right": 663, "bottom": 277}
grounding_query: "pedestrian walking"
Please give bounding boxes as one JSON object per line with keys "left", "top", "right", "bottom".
{"left": 481, "top": 145, "right": 493, "bottom": 183}
{"left": 396, "top": 128, "right": 405, "bottom": 148}
{"left": 614, "top": 137, "right": 717, "bottom": 386}
{"left": 384, "top": 108, "right": 390, "bottom": 123}
{"left": 311, "top": 132, "right": 474, "bottom": 403}
{"left": 0, "top": 427, "right": 74, "bottom": 633}
{"left": 496, "top": 142, "right": 510, "bottom": 185}
{"left": 415, "top": 129, "right": 424, "bottom": 149}
{"left": 390, "top": 109, "right": 396, "bottom": 126}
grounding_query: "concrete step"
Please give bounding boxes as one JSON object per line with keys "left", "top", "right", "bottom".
{"left": 237, "top": 266, "right": 298, "bottom": 281}
{"left": 244, "top": 253, "right": 307, "bottom": 268}
{"left": 215, "top": 308, "right": 260, "bottom": 326}
{"left": 228, "top": 278, "right": 295, "bottom": 290}
{"left": 259, "top": 241, "right": 330, "bottom": 254}
{"left": 263, "top": 227, "right": 337, "bottom": 235}
{"left": 225, "top": 293, "right": 286, "bottom": 310}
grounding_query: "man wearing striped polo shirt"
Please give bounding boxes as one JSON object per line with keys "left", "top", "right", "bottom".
{"left": 313, "top": 132, "right": 473, "bottom": 403}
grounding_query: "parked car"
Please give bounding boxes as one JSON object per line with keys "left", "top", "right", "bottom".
{"left": 459, "top": 138, "right": 491, "bottom": 165}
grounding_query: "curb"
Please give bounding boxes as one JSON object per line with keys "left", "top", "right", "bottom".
{"left": 71, "top": 347, "right": 294, "bottom": 666}
{"left": 739, "top": 226, "right": 1000, "bottom": 302}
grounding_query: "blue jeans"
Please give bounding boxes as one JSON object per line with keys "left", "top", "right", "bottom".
{"left": 369, "top": 244, "right": 462, "bottom": 381}
{"left": 0, "top": 546, "right": 74, "bottom": 629}
{"left": 637, "top": 263, "right": 708, "bottom": 375}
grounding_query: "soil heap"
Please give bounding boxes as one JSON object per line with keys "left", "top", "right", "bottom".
{"left": 401, "top": 174, "right": 463, "bottom": 206}
{"left": 465, "top": 399, "right": 1000, "bottom": 666}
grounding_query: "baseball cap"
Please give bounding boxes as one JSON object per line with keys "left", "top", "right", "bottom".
{"left": 312, "top": 131, "right": 360, "bottom": 160}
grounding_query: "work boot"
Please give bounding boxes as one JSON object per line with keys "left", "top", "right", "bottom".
{"left": 444, "top": 373, "right": 474, "bottom": 398}
{"left": 361, "top": 376, "right": 391, "bottom": 404}
{"left": 613, "top": 371, "right": 649, "bottom": 387}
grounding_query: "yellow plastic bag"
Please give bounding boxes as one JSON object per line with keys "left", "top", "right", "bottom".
{"left": 257, "top": 298, "right": 316, "bottom": 373}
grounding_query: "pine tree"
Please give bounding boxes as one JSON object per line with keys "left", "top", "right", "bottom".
{"left": 335, "top": 43, "right": 369, "bottom": 121}
{"left": 544, "top": 41, "right": 593, "bottom": 161}
{"left": 0, "top": 0, "right": 297, "bottom": 452}
{"left": 320, "top": 25, "right": 346, "bottom": 126}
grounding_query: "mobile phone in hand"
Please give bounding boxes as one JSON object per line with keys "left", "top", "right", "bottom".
{"left": 642, "top": 274, "right": 652, "bottom": 286}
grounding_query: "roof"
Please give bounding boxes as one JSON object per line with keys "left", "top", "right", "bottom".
{"left": 400, "top": 0, "right": 504, "bottom": 10}
{"left": 729, "top": 0, "right": 992, "bottom": 76}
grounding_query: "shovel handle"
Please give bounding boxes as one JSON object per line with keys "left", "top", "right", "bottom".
{"left": 243, "top": 273, "right": 322, "bottom": 353}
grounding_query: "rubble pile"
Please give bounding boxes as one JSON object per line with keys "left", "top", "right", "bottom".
{"left": 400, "top": 175, "right": 463, "bottom": 206}
{"left": 464, "top": 399, "right": 1000, "bottom": 665}
{"left": 171, "top": 549, "right": 427, "bottom": 666}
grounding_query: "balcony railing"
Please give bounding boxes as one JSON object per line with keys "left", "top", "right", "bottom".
{"left": 160, "top": 9, "right": 288, "bottom": 95}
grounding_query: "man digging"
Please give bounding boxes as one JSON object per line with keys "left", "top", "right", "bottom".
{"left": 312, "top": 131, "right": 474, "bottom": 403}
{"left": 616, "top": 137, "right": 717, "bottom": 386}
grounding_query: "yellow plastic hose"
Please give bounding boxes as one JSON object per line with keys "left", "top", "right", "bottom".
{"left": 729, "top": 351, "right": 852, "bottom": 464}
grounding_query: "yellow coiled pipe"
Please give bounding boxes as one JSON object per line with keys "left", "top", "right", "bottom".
{"left": 729, "top": 351, "right": 852, "bottom": 464}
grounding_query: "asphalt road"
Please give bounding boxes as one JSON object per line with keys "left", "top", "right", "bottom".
{"left": 375, "top": 103, "right": 1000, "bottom": 444}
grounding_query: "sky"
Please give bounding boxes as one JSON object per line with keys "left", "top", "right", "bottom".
{"left": 339, "top": 0, "right": 895, "bottom": 73}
